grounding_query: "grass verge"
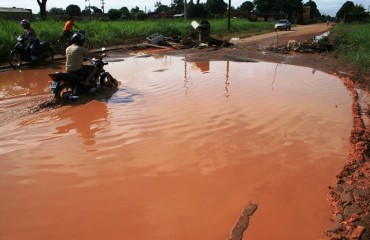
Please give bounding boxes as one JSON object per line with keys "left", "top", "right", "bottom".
{"left": 331, "top": 23, "right": 370, "bottom": 73}
{"left": 0, "top": 18, "right": 273, "bottom": 63}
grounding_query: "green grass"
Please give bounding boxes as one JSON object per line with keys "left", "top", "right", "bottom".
{"left": 331, "top": 23, "right": 370, "bottom": 72}
{"left": 0, "top": 18, "right": 273, "bottom": 63}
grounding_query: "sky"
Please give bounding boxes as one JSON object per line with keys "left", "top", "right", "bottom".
{"left": 1, "top": 0, "right": 369, "bottom": 17}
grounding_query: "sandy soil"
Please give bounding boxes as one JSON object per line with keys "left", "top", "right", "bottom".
{"left": 146, "top": 22, "right": 369, "bottom": 240}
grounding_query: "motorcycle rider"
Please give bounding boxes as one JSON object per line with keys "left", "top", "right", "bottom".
{"left": 63, "top": 16, "right": 81, "bottom": 40}
{"left": 20, "top": 19, "right": 40, "bottom": 60}
{"left": 66, "top": 32, "right": 103, "bottom": 86}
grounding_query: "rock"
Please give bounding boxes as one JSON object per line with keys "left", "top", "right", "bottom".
{"left": 340, "top": 191, "right": 354, "bottom": 203}
{"left": 342, "top": 182, "right": 355, "bottom": 192}
{"left": 343, "top": 203, "right": 363, "bottom": 216}
{"left": 353, "top": 188, "right": 369, "bottom": 198}
{"left": 350, "top": 225, "right": 364, "bottom": 239}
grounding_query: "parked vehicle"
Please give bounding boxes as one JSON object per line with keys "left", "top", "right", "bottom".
{"left": 274, "top": 19, "right": 291, "bottom": 31}
{"left": 48, "top": 57, "right": 118, "bottom": 104}
{"left": 55, "top": 30, "right": 91, "bottom": 55}
{"left": 9, "top": 32, "right": 54, "bottom": 69}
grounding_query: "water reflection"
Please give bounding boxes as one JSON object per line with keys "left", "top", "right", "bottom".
{"left": 0, "top": 56, "right": 355, "bottom": 240}
{"left": 0, "top": 68, "right": 52, "bottom": 99}
{"left": 55, "top": 101, "right": 109, "bottom": 145}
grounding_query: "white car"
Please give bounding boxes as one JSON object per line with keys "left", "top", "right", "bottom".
{"left": 274, "top": 19, "right": 291, "bottom": 31}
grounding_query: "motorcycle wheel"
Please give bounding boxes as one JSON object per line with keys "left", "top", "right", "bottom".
{"left": 9, "top": 50, "right": 22, "bottom": 69}
{"left": 41, "top": 46, "right": 54, "bottom": 64}
{"left": 55, "top": 37, "right": 68, "bottom": 55}
{"left": 100, "top": 73, "right": 118, "bottom": 89}
{"left": 55, "top": 83, "right": 74, "bottom": 104}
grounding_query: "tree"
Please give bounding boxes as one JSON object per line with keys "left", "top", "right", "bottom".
{"left": 154, "top": 1, "right": 171, "bottom": 13}
{"left": 36, "top": 0, "right": 47, "bottom": 20}
{"left": 336, "top": 1, "right": 355, "bottom": 20}
{"left": 172, "top": 0, "right": 185, "bottom": 14}
{"left": 108, "top": 9, "right": 122, "bottom": 20}
{"left": 66, "top": 4, "right": 81, "bottom": 16}
{"left": 48, "top": 7, "right": 65, "bottom": 16}
{"left": 81, "top": 7, "right": 91, "bottom": 17}
{"left": 253, "top": 0, "right": 303, "bottom": 20}
{"left": 238, "top": 1, "right": 254, "bottom": 13}
{"left": 352, "top": 4, "right": 366, "bottom": 14}
{"left": 187, "top": 0, "right": 206, "bottom": 18}
{"left": 120, "top": 7, "right": 130, "bottom": 17}
{"left": 304, "top": 0, "right": 319, "bottom": 21}
{"left": 206, "top": 0, "right": 227, "bottom": 16}
{"left": 130, "top": 6, "right": 141, "bottom": 15}
{"left": 91, "top": 6, "right": 103, "bottom": 14}
{"left": 134, "top": 11, "right": 148, "bottom": 20}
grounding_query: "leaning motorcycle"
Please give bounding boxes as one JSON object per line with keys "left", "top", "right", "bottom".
{"left": 9, "top": 32, "right": 54, "bottom": 69}
{"left": 48, "top": 57, "right": 118, "bottom": 104}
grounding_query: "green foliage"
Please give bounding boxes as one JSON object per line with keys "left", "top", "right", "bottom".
{"left": 332, "top": 23, "right": 370, "bottom": 71}
{"left": 134, "top": 11, "right": 148, "bottom": 20}
{"left": 206, "top": 0, "right": 228, "bottom": 16}
{"left": 0, "top": 18, "right": 271, "bottom": 62}
{"left": 66, "top": 4, "right": 82, "bottom": 16}
{"left": 253, "top": 0, "right": 304, "bottom": 19}
{"left": 108, "top": 9, "right": 122, "bottom": 20}
{"left": 49, "top": 7, "right": 65, "bottom": 16}
{"left": 238, "top": 1, "right": 255, "bottom": 13}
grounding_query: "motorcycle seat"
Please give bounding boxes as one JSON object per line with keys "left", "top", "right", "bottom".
{"left": 53, "top": 72, "right": 85, "bottom": 82}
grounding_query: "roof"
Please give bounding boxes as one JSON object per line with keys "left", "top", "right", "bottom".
{"left": 0, "top": 7, "right": 32, "bottom": 13}
{"left": 173, "top": 13, "right": 184, "bottom": 18}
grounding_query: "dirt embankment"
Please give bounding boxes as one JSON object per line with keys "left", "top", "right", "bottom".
{"left": 152, "top": 23, "right": 369, "bottom": 240}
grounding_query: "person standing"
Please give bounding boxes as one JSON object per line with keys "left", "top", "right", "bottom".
{"left": 196, "top": 19, "right": 211, "bottom": 44}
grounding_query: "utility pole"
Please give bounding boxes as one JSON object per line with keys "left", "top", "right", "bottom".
{"left": 184, "top": 0, "right": 187, "bottom": 19}
{"left": 101, "top": 0, "right": 105, "bottom": 14}
{"left": 228, "top": 0, "right": 231, "bottom": 31}
{"left": 85, "top": 0, "right": 91, "bottom": 20}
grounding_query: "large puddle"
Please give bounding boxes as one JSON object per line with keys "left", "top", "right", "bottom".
{"left": 0, "top": 55, "right": 353, "bottom": 240}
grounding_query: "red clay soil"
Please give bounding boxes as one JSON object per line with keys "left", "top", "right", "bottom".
{"left": 148, "top": 23, "right": 369, "bottom": 240}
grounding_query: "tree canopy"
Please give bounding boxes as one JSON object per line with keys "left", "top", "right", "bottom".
{"left": 238, "top": 1, "right": 255, "bottom": 13}
{"left": 253, "top": 0, "right": 305, "bottom": 19}
{"left": 336, "top": 1, "right": 366, "bottom": 20}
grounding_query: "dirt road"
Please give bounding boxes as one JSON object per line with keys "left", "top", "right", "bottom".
{"left": 159, "top": 23, "right": 369, "bottom": 90}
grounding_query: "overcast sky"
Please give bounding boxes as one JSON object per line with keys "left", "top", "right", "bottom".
{"left": 1, "top": 0, "right": 369, "bottom": 17}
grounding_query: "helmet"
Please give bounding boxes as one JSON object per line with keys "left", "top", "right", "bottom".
{"left": 20, "top": 19, "right": 30, "bottom": 27}
{"left": 71, "top": 32, "right": 85, "bottom": 46}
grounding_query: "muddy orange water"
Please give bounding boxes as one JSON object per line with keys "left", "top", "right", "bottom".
{"left": 0, "top": 55, "right": 353, "bottom": 240}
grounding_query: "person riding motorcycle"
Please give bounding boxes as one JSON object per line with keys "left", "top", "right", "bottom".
{"left": 20, "top": 19, "right": 40, "bottom": 60}
{"left": 65, "top": 32, "right": 103, "bottom": 86}
{"left": 63, "top": 16, "right": 81, "bottom": 40}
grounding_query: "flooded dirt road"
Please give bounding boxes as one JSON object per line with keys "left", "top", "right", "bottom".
{"left": 0, "top": 55, "right": 353, "bottom": 240}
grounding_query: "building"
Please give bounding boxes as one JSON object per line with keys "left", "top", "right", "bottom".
{"left": 0, "top": 7, "right": 33, "bottom": 20}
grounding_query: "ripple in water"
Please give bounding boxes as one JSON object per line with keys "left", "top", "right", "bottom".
{"left": 0, "top": 56, "right": 353, "bottom": 240}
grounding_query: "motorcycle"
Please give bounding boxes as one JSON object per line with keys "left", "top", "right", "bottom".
{"left": 9, "top": 32, "right": 54, "bottom": 69}
{"left": 48, "top": 57, "right": 118, "bottom": 104}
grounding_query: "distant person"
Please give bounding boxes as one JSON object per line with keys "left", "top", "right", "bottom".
{"left": 196, "top": 19, "right": 211, "bottom": 44}
{"left": 63, "top": 16, "right": 81, "bottom": 40}
{"left": 65, "top": 32, "right": 103, "bottom": 86}
{"left": 20, "top": 19, "right": 40, "bottom": 60}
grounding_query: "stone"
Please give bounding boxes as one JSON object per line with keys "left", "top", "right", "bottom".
{"left": 343, "top": 203, "right": 363, "bottom": 216}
